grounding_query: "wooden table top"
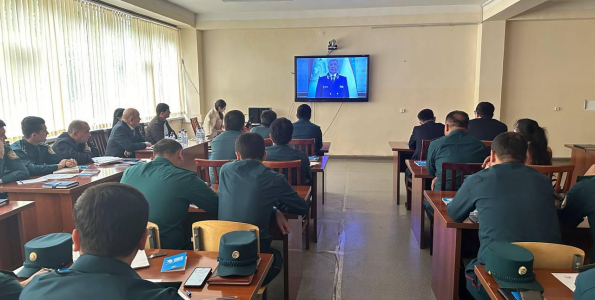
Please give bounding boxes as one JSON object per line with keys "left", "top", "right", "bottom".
{"left": 405, "top": 160, "right": 434, "bottom": 179}
{"left": 388, "top": 141, "right": 413, "bottom": 152}
{"left": 475, "top": 265, "right": 575, "bottom": 300}
{"left": 311, "top": 156, "right": 328, "bottom": 173}
{"left": 137, "top": 249, "right": 273, "bottom": 300}
{"left": 136, "top": 140, "right": 208, "bottom": 154}
{"left": 0, "top": 201, "right": 35, "bottom": 221}
{"left": 320, "top": 142, "right": 331, "bottom": 153}
{"left": 0, "top": 164, "right": 126, "bottom": 194}
{"left": 424, "top": 191, "right": 478, "bottom": 229}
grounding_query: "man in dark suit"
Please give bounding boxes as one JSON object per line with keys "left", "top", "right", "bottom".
{"left": 52, "top": 120, "right": 100, "bottom": 164}
{"left": 315, "top": 59, "right": 349, "bottom": 98}
{"left": 292, "top": 104, "right": 323, "bottom": 151}
{"left": 407, "top": 109, "right": 445, "bottom": 160}
{"left": 468, "top": 102, "right": 508, "bottom": 141}
{"left": 105, "top": 108, "right": 151, "bottom": 158}
{"left": 145, "top": 103, "right": 176, "bottom": 144}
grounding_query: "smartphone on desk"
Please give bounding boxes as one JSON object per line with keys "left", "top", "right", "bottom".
{"left": 184, "top": 267, "right": 212, "bottom": 288}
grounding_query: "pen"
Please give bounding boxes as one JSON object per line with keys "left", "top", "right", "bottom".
{"left": 185, "top": 290, "right": 192, "bottom": 297}
{"left": 203, "top": 296, "right": 238, "bottom": 300}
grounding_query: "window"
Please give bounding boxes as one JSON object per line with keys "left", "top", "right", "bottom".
{"left": 0, "top": 0, "right": 184, "bottom": 140}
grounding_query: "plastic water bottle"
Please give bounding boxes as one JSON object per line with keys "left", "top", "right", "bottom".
{"left": 182, "top": 129, "right": 188, "bottom": 147}
{"left": 196, "top": 124, "right": 205, "bottom": 143}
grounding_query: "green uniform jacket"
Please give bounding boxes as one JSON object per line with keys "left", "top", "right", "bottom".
{"left": 250, "top": 125, "right": 271, "bottom": 139}
{"left": 265, "top": 144, "right": 312, "bottom": 184}
{"left": 0, "top": 146, "right": 29, "bottom": 183}
{"left": 292, "top": 119, "right": 323, "bottom": 151}
{"left": 0, "top": 271, "right": 22, "bottom": 300}
{"left": 218, "top": 160, "right": 310, "bottom": 249}
{"left": 211, "top": 130, "right": 242, "bottom": 160}
{"left": 427, "top": 130, "right": 488, "bottom": 191}
{"left": 20, "top": 254, "right": 182, "bottom": 300}
{"left": 11, "top": 139, "right": 62, "bottom": 176}
{"left": 120, "top": 157, "right": 219, "bottom": 250}
{"left": 574, "top": 268, "right": 595, "bottom": 300}
{"left": 558, "top": 176, "right": 595, "bottom": 259}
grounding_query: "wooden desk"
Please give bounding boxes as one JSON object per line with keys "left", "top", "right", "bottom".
{"left": 475, "top": 265, "right": 575, "bottom": 300}
{"left": 565, "top": 144, "right": 595, "bottom": 184}
{"left": 406, "top": 160, "right": 434, "bottom": 249}
{"left": 136, "top": 141, "right": 209, "bottom": 172}
{"left": 388, "top": 142, "right": 414, "bottom": 205}
{"left": 317, "top": 142, "right": 331, "bottom": 156}
{"left": 137, "top": 249, "right": 273, "bottom": 300}
{"left": 0, "top": 201, "right": 35, "bottom": 270}
{"left": 310, "top": 156, "right": 328, "bottom": 243}
{"left": 0, "top": 165, "right": 125, "bottom": 242}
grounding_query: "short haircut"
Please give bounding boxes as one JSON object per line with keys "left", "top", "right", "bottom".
{"left": 491, "top": 132, "right": 528, "bottom": 163}
{"left": 235, "top": 133, "right": 265, "bottom": 160}
{"left": 122, "top": 109, "right": 138, "bottom": 121}
{"left": 68, "top": 120, "right": 89, "bottom": 134}
{"left": 0, "top": 119, "right": 5, "bottom": 127}
{"left": 260, "top": 110, "right": 277, "bottom": 126}
{"left": 21, "top": 116, "right": 46, "bottom": 138}
{"left": 417, "top": 109, "right": 435, "bottom": 122}
{"left": 475, "top": 102, "right": 495, "bottom": 118}
{"left": 73, "top": 183, "right": 149, "bottom": 258}
{"left": 224, "top": 110, "right": 245, "bottom": 131}
{"left": 153, "top": 139, "right": 183, "bottom": 157}
{"left": 297, "top": 104, "right": 312, "bottom": 120}
{"left": 156, "top": 103, "right": 170, "bottom": 115}
{"left": 445, "top": 111, "right": 469, "bottom": 129}
{"left": 270, "top": 118, "right": 293, "bottom": 145}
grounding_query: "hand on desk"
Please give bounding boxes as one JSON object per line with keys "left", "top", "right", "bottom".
{"left": 124, "top": 151, "right": 133, "bottom": 157}
{"left": 66, "top": 159, "right": 77, "bottom": 168}
{"left": 275, "top": 210, "right": 290, "bottom": 235}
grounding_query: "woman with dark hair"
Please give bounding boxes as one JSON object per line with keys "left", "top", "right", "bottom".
{"left": 514, "top": 118, "right": 552, "bottom": 165}
{"left": 112, "top": 108, "right": 124, "bottom": 127}
{"left": 203, "top": 99, "right": 226, "bottom": 141}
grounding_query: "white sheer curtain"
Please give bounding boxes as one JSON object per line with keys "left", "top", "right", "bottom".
{"left": 0, "top": 0, "right": 184, "bottom": 140}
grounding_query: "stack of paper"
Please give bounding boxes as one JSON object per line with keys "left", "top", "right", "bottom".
{"left": 92, "top": 156, "right": 122, "bottom": 166}
{"left": 17, "top": 177, "right": 49, "bottom": 185}
{"left": 53, "top": 167, "right": 80, "bottom": 174}
{"left": 45, "top": 174, "right": 78, "bottom": 180}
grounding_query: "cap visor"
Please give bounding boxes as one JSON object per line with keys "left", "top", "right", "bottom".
{"left": 217, "top": 263, "right": 257, "bottom": 277}
{"left": 16, "top": 266, "right": 41, "bottom": 279}
{"left": 495, "top": 278, "right": 543, "bottom": 292}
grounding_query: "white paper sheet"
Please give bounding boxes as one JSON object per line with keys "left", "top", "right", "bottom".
{"left": 310, "top": 162, "right": 321, "bottom": 167}
{"left": 45, "top": 174, "right": 78, "bottom": 180}
{"left": 17, "top": 177, "right": 48, "bottom": 185}
{"left": 53, "top": 167, "right": 80, "bottom": 174}
{"left": 552, "top": 273, "right": 578, "bottom": 292}
{"left": 73, "top": 250, "right": 149, "bottom": 269}
{"left": 146, "top": 279, "right": 163, "bottom": 282}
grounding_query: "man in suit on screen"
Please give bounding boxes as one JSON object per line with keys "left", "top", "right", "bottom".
{"left": 315, "top": 59, "right": 349, "bottom": 98}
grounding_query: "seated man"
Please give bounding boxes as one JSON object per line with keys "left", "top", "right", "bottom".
{"left": 574, "top": 268, "right": 595, "bottom": 299}
{"left": 468, "top": 102, "right": 508, "bottom": 141}
{"left": 52, "top": 120, "right": 99, "bottom": 164}
{"left": 447, "top": 132, "right": 562, "bottom": 300}
{"left": 11, "top": 116, "right": 76, "bottom": 176}
{"left": 105, "top": 108, "right": 151, "bottom": 158}
{"left": 265, "top": 117, "right": 312, "bottom": 185}
{"left": 218, "top": 133, "right": 310, "bottom": 285}
{"left": 292, "top": 104, "right": 323, "bottom": 151}
{"left": 20, "top": 182, "right": 181, "bottom": 300}
{"left": 145, "top": 103, "right": 177, "bottom": 144}
{"left": 0, "top": 119, "right": 29, "bottom": 185}
{"left": 211, "top": 110, "right": 245, "bottom": 160}
{"left": 250, "top": 110, "right": 277, "bottom": 139}
{"left": 427, "top": 110, "right": 487, "bottom": 191}
{"left": 408, "top": 108, "right": 445, "bottom": 160}
{"left": 121, "top": 139, "right": 219, "bottom": 250}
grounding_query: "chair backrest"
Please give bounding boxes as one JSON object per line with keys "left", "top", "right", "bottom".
{"left": 90, "top": 129, "right": 108, "bottom": 157}
{"left": 482, "top": 141, "right": 492, "bottom": 154}
{"left": 192, "top": 220, "right": 260, "bottom": 253}
{"left": 139, "top": 123, "right": 146, "bottom": 137}
{"left": 420, "top": 140, "right": 432, "bottom": 160}
{"left": 289, "top": 139, "right": 316, "bottom": 156}
{"left": 190, "top": 117, "right": 199, "bottom": 135}
{"left": 528, "top": 164, "right": 575, "bottom": 194}
{"left": 195, "top": 159, "right": 230, "bottom": 184}
{"left": 441, "top": 163, "right": 483, "bottom": 191}
{"left": 264, "top": 138, "right": 273, "bottom": 147}
{"left": 146, "top": 222, "right": 161, "bottom": 249}
{"left": 513, "top": 242, "right": 584, "bottom": 269}
{"left": 262, "top": 160, "right": 302, "bottom": 185}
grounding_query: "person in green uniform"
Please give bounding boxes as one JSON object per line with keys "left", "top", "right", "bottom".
{"left": 446, "top": 132, "right": 562, "bottom": 300}
{"left": 211, "top": 110, "right": 245, "bottom": 160}
{"left": 20, "top": 182, "right": 182, "bottom": 300}
{"left": 0, "top": 119, "right": 29, "bottom": 186}
{"left": 250, "top": 110, "right": 277, "bottom": 139}
{"left": 574, "top": 268, "right": 595, "bottom": 300}
{"left": 292, "top": 104, "right": 323, "bottom": 151}
{"left": 120, "top": 139, "right": 219, "bottom": 250}
{"left": 427, "top": 110, "right": 488, "bottom": 191}
{"left": 11, "top": 116, "right": 77, "bottom": 176}
{"left": 218, "top": 133, "right": 310, "bottom": 285}
{"left": 0, "top": 269, "right": 47, "bottom": 300}
{"left": 265, "top": 117, "right": 312, "bottom": 184}
{"left": 558, "top": 174, "right": 595, "bottom": 259}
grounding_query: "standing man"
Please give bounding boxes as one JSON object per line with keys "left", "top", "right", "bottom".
{"left": 407, "top": 109, "right": 445, "bottom": 160}
{"left": 0, "top": 119, "right": 29, "bottom": 185}
{"left": 145, "top": 103, "right": 177, "bottom": 145}
{"left": 105, "top": 108, "right": 151, "bottom": 158}
{"left": 52, "top": 120, "right": 99, "bottom": 164}
{"left": 468, "top": 102, "right": 508, "bottom": 141}
{"left": 266, "top": 118, "right": 312, "bottom": 185}
{"left": 250, "top": 110, "right": 277, "bottom": 139}
{"left": 11, "top": 117, "right": 76, "bottom": 176}
{"left": 292, "top": 104, "right": 323, "bottom": 151}
{"left": 315, "top": 59, "right": 349, "bottom": 98}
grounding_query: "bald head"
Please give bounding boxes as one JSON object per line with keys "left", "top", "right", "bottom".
{"left": 444, "top": 110, "right": 470, "bottom": 135}
{"left": 68, "top": 120, "right": 91, "bottom": 144}
{"left": 122, "top": 108, "right": 141, "bottom": 128}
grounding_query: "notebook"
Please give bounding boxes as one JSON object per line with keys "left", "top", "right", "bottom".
{"left": 161, "top": 252, "right": 187, "bottom": 272}
{"left": 207, "top": 259, "right": 260, "bottom": 286}
{"left": 92, "top": 156, "right": 122, "bottom": 166}
{"left": 0, "top": 198, "right": 8, "bottom": 207}
{"left": 442, "top": 198, "right": 453, "bottom": 205}
{"left": 42, "top": 181, "right": 79, "bottom": 189}
{"left": 53, "top": 167, "right": 80, "bottom": 174}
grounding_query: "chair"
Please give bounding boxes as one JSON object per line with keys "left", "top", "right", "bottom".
{"left": 190, "top": 117, "right": 199, "bottom": 135}
{"left": 146, "top": 222, "right": 161, "bottom": 249}
{"left": 528, "top": 165, "right": 575, "bottom": 194}
{"left": 482, "top": 141, "right": 492, "bottom": 148}
{"left": 264, "top": 138, "right": 273, "bottom": 147}
{"left": 195, "top": 159, "right": 230, "bottom": 185}
{"left": 289, "top": 139, "right": 316, "bottom": 156}
{"left": 406, "top": 140, "right": 432, "bottom": 210}
{"left": 513, "top": 242, "right": 584, "bottom": 269}
{"left": 139, "top": 123, "right": 147, "bottom": 138}
{"left": 420, "top": 140, "right": 432, "bottom": 161}
{"left": 90, "top": 129, "right": 109, "bottom": 157}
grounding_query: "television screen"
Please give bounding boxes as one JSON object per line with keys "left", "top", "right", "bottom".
{"left": 295, "top": 55, "right": 369, "bottom": 102}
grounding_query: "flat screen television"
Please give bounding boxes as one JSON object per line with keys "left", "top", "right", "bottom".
{"left": 294, "top": 55, "right": 370, "bottom": 102}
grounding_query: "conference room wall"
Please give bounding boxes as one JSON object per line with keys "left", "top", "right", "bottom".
{"left": 200, "top": 26, "right": 478, "bottom": 156}
{"left": 501, "top": 19, "right": 595, "bottom": 157}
